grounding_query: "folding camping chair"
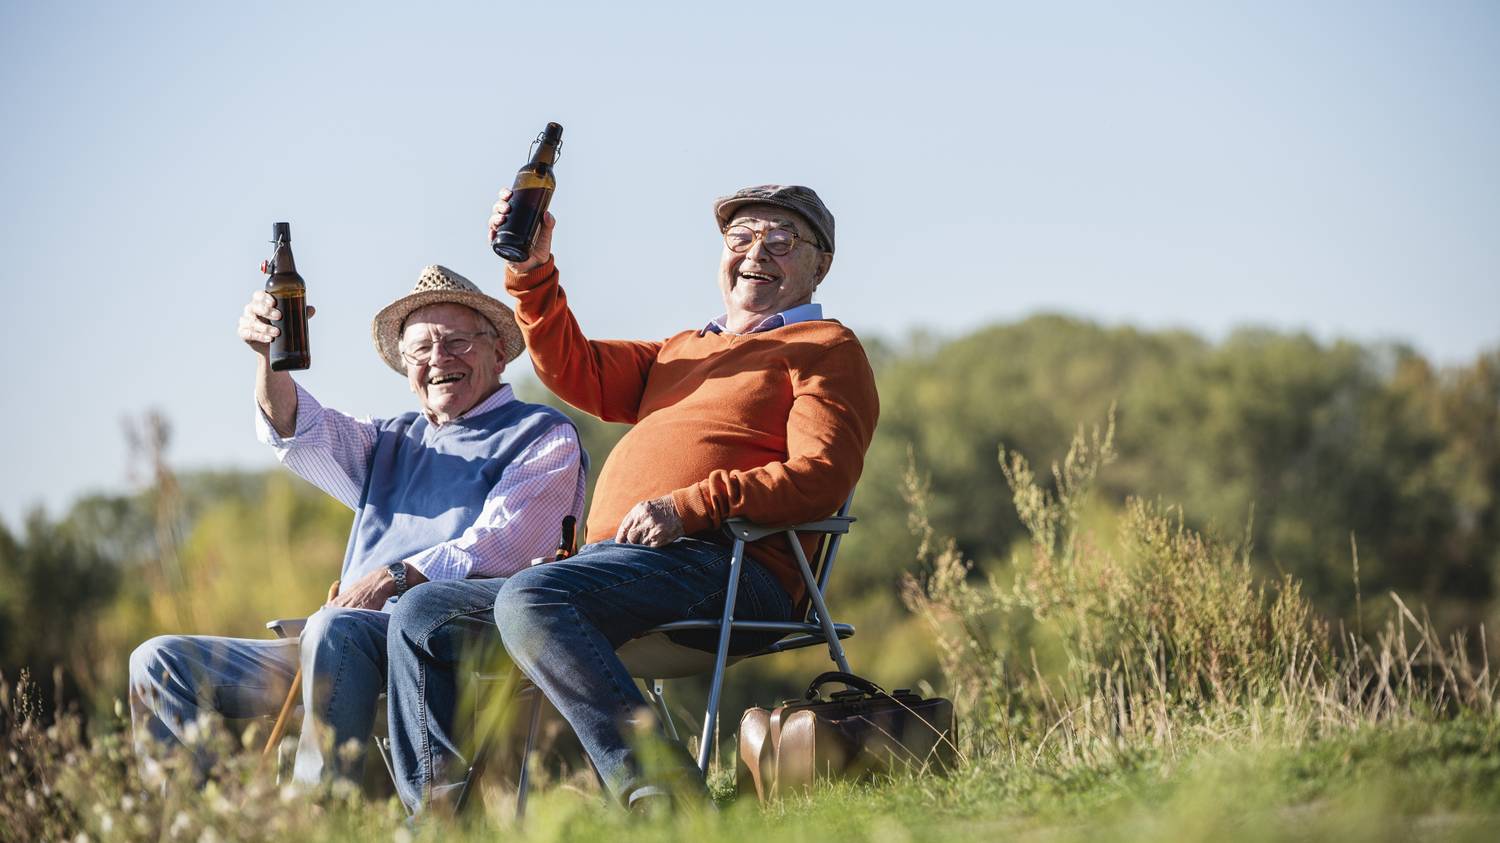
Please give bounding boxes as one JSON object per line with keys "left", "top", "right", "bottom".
{"left": 457, "top": 496, "right": 859, "bottom": 816}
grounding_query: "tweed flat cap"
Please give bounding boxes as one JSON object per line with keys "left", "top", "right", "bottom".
{"left": 713, "top": 185, "right": 835, "bottom": 254}
{"left": 371, "top": 265, "right": 525, "bottom": 374}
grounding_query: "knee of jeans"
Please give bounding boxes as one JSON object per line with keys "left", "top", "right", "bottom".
{"left": 386, "top": 581, "right": 445, "bottom": 636}
{"left": 493, "top": 575, "right": 555, "bottom": 654}
{"left": 301, "top": 607, "right": 365, "bottom": 663}
{"left": 129, "top": 635, "right": 182, "bottom": 692}
{"left": 385, "top": 593, "right": 418, "bottom": 655}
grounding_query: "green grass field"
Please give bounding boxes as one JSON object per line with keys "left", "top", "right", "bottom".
{"left": 7, "top": 707, "right": 1498, "bottom": 842}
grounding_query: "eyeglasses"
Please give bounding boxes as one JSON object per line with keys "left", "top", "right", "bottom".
{"left": 399, "top": 330, "right": 494, "bottom": 365}
{"left": 722, "top": 224, "right": 821, "bottom": 257}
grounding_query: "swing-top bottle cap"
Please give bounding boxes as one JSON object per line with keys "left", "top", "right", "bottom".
{"left": 542, "top": 123, "right": 563, "bottom": 142}
{"left": 272, "top": 222, "right": 291, "bottom": 242}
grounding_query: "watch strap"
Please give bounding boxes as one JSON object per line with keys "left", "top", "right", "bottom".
{"left": 387, "top": 561, "right": 408, "bottom": 596}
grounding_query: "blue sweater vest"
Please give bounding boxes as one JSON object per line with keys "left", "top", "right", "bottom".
{"left": 340, "top": 398, "right": 580, "bottom": 594}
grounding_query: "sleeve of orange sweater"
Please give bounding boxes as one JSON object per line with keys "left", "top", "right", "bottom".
{"left": 503, "top": 258, "right": 662, "bottom": 424}
{"left": 669, "top": 335, "right": 881, "bottom": 532}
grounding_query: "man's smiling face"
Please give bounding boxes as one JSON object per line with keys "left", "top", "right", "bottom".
{"left": 400, "top": 303, "right": 505, "bottom": 424}
{"left": 716, "top": 203, "right": 832, "bottom": 331}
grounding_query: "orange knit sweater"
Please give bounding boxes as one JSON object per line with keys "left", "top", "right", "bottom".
{"left": 504, "top": 258, "right": 880, "bottom": 603}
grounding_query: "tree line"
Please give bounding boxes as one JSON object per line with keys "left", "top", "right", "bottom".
{"left": 2, "top": 314, "right": 1496, "bottom": 716}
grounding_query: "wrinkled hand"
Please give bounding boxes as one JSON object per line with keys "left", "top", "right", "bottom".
{"left": 488, "top": 187, "right": 555, "bottom": 273}
{"left": 614, "top": 496, "right": 684, "bottom": 547}
{"left": 238, "top": 289, "right": 315, "bottom": 357}
{"left": 326, "top": 564, "right": 426, "bottom": 610}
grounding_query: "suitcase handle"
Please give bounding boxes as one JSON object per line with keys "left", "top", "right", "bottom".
{"left": 805, "top": 671, "right": 886, "bottom": 700}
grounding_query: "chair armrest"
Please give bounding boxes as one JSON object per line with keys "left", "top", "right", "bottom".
{"left": 723, "top": 515, "right": 855, "bottom": 543}
{"left": 266, "top": 618, "right": 308, "bottom": 639}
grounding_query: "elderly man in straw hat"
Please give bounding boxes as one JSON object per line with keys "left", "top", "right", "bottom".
{"left": 128, "top": 265, "right": 586, "bottom": 787}
{"left": 384, "top": 185, "right": 880, "bottom": 812}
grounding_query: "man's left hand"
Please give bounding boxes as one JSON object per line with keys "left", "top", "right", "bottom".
{"left": 327, "top": 564, "right": 428, "bottom": 610}
{"left": 615, "top": 496, "right": 684, "bottom": 547}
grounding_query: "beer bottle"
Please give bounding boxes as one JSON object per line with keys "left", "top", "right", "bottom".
{"left": 554, "top": 515, "right": 577, "bottom": 560}
{"left": 492, "top": 122, "right": 563, "bottom": 262}
{"left": 262, "top": 222, "right": 311, "bottom": 371}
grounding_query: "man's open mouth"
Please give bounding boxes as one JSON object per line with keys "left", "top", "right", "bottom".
{"left": 428, "top": 373, "right": 466, "bottom": 386}
{"left": 739, "top": 271, "right": 779, "bottom": 284}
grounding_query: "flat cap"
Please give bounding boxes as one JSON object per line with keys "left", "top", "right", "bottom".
{"left": 713, "top": 185, "right": 835, "bottom": 254}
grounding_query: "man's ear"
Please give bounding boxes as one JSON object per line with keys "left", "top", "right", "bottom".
{"left": 814, "top": 252, "right": 833, "bottom": 285}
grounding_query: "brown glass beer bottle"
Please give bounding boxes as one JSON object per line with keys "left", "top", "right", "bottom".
{"left": 263, "top": 222, "right": 310, "bottom": 371}
{"left": 554, "top": 515, "right": 577, "bottom": 560}
{"left": 492, "top": 122, "right": 563, "bottom": 262}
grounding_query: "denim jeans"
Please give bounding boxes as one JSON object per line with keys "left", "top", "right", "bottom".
{"left": 128, "top": 606, "right": 389, "bottom": 785}
{"left": 385, "top": 577, "right": 508, "bottom": 810}
{"left": 385, "top": 537, "right": 794, "bottom": 811}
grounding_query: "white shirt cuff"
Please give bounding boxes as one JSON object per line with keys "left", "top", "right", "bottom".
{"left": 254, "top": 382, "right": 324, "bottom": 447}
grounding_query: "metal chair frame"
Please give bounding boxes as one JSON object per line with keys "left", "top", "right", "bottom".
{"left": 462, "top": 497, "right": 858, "bottom": 816}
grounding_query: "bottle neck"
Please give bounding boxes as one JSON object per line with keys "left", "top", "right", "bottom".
{"left": 273, "top": 241, "right": 299, "bottom": 275}
{"left": 530, "top": 139, "right": 560, "bottom": 169}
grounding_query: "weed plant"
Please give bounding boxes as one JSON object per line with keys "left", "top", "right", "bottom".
{"left": 900, "top": 409, "right": 1497, "bottom": 786}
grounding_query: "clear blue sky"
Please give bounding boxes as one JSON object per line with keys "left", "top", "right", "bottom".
{"left": 2, "top": 1, "right": 1497, "bottom": 526}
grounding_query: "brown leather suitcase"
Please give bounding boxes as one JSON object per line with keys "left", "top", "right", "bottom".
{"left": 738, "top": 672, "right": 957, "bottom": 800}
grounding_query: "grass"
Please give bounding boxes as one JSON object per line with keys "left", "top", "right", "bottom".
{"left": 5, "top": 703, "right": 1499, "bottom": 842}
{"left": 5, "top": 411, "right": 1499, "bottom": 841}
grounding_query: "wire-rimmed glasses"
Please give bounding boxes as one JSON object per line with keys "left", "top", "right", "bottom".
{"left": 722, "top": 224, "right": 822, "bottom": 257}
{"left": 399, "top": 330, "right": 495, "bottom": 365}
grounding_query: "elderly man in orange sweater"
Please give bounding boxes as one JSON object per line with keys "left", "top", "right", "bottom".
{"left": 383, "top": 184, "right": 879, "bottom": 813}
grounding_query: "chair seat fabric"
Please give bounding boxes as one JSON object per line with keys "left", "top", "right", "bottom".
{"left": 616, "top": 633, "right": 747, "bottom": 679}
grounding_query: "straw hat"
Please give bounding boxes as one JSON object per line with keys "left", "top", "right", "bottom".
{"left": 371, "top": 265, "right": 525, "bottom": 374}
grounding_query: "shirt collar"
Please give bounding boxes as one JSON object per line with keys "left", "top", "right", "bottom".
{"left": 424, "top": 382, "right": 514, "bottom": 427}
{"left": 703, "top": 302, "right": 824, "bottom": 336}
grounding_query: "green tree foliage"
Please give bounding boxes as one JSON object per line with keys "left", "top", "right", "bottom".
{"left": 1123, "top": 336, "right": 1500, "bottom": 628}
{"left": 1, "top": 472, "right": 350, "bottom": 714}
{"left": 0, "top": 511, "right": 119, "bottom": 704}
{"left": 84, "top": 472, "right": 353, "bottom": 704}
{"left": 843, "top": 316, "right": 1203, "bottom": 598}
{"left": 845, "top": 317, "right": 1500, "bottom": 636}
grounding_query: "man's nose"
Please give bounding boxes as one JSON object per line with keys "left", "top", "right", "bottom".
{"left": 744, "top": 235, "right": 773, "bottom": 261}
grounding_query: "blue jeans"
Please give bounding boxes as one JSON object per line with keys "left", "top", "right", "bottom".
{"left": 385, "top": 538, "right": 794, "bottom": 811}
{"left": 385, "top": 577, "right": 507, "bottom": 810}
{"left": 128, "top": 607, "right": 389, "bottom": 785}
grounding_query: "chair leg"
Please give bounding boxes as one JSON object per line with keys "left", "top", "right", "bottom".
{"left": 453, "top": 667, "right": 518, "bottom": 817}
{"left": 786, "top": 532, "right": 854, "bottom": 674}
{"left": 696, "top": 541, "right": 747, "bottom": 774}
{"left": 274, "top": 739, "right": 289, "bottom": 786}
{"left": 453, "top": 755, "right": 481, "bottom": 816}
{"left": 374, "top": 737, "right": 411, "bottom": 816}
{"left": 645, "top": 679, "right": 680, "bottom": 743}
{"left": 454, "top": 681, "right": 544, "bottom": 820}
{"left": 514, "top": 686, "right": 545, "bottom": 821}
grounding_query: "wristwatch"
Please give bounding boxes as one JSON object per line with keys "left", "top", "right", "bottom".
{"left": 387, "top": 561, "right": 409, "bottom": 596}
